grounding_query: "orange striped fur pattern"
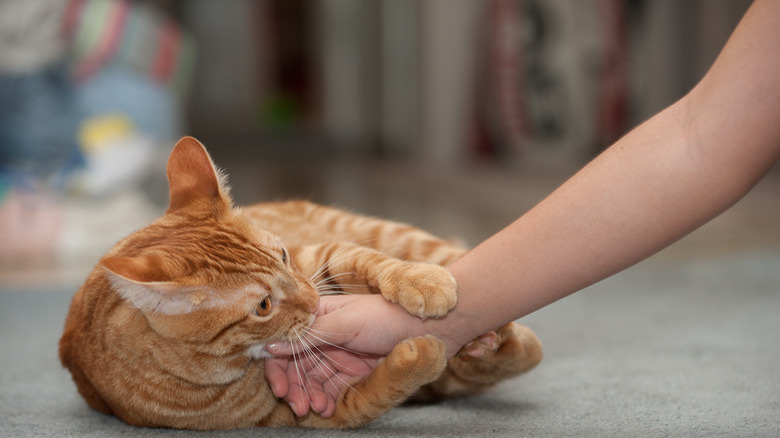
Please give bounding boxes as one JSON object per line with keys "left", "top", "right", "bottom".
{"left": 59, "top": 137, "right": 542, "bottom": 429}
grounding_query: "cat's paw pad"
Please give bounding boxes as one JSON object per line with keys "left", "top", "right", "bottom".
{"left": 379, "top": 263, "right": 457, "bottom": 319}
{"left": 456, "top": 331, "right": 499, "bottom": 362}
{"left": 452, "top": 322, "right": 543, "bottom": 378}
{"left": 387, "top": 335, "right": 447, "bottom": 379}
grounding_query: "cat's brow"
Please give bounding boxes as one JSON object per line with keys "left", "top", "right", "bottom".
{"left": 212, "top": 225, "right": 280, "bottom": 262}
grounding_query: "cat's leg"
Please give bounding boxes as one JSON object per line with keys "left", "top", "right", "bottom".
{"left": 297, "top": 335, "right": 447, "bottom": 429}
{"left": 411, "top": 322, "right": 542, "bottom": 401}
{"left": 292, "top": 242, "right": 457, "bottom": 319}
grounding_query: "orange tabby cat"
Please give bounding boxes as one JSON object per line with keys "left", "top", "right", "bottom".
{"left": 59, "top": 137, "right": 542, "bottom": 429}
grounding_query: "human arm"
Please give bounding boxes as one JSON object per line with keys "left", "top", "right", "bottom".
{"left": 432, "top": 0, "right": 780, "bottom": 348}
{"left": 266, "top": 0, "right": 780, "bottom": 414}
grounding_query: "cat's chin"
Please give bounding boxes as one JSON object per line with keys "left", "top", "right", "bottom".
{"left": 246, "top": 343, "right": 272, "bottom": 360}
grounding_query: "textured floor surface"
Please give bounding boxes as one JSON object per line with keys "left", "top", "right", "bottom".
{"left": 2, "top": 249, "right": 779, "bottom": 437}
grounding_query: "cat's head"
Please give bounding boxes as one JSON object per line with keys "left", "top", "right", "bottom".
{"left": 100, "top": 137, "right": 318, "bottom": 358}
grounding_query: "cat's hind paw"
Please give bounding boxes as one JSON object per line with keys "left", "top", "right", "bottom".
{"left": 451, "top": 322, "right": 543, "bottom": 381}
{"left": 456, "top": 331, "right": 499, "bottom": 362}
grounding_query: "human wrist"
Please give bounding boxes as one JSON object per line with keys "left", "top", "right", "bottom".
{"left": 393, "top": 262, "right": 489, "bottom": 358}
{"left": 391, "top": 295, "right": 474, "bottom": 358}
{"left": 422, "top": 262, "right": 500, "bottom": 358}
{"left": 419, "top": 306, "right": 479, "bottom": 358}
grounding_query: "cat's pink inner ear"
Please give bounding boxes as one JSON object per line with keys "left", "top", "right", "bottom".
{"left": 102, "top": 254, "right": 170, "bottom": 284}
{"left": 166, "top": 136, "right": 228, "bottom": 215}
{"left": 102, "top": 255, "right": 199, "bottom": 314}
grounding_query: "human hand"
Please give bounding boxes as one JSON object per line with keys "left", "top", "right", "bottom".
{"left": 264, "top": 344, "right": 380, "bottom": 417}
{"left": 264, "top": 294, "right": 424, "bottom": 417}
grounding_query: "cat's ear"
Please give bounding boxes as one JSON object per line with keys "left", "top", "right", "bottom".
{"left": 102, "top": 255, "right": 202, "bottom": 315}
{"left": 166, "top": 136, "right": 232, "bottom": 216}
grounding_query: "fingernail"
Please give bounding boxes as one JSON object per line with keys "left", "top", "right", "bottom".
{"left": 289, "top": 402, "right": 299, "bottom": 416}
{"left": 266, "top": 341, "right": 289, "bottom": 353}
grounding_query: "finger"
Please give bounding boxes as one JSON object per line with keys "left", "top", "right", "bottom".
{"left": 324, "top": 372, "right": 346, "bottom": 401}
{"left": 266, "top": 320, "right": 349, "bottom": 357}
{"left": 316, "top": 372, "right": 345, "bottom": 419}
{"left": 266, "top": 321, "right": 353, "bottom": 355}
{"left": 287, "top": 372, "right": 336, "bottom": 417}
{"left": 302, "top": 314, "right": 360, "bottom": 350}
{"left": 315, "top": 294, "right": 352, "bottom": 316}
{"left": 266, "top": 340, "right": 294, "bottom": 356}
{"left": 306, "top": 380, "right": 328, "bottom": 415}
{"left": 263, "top": 358, "right": 290, "bottom": 398}
{"left": 286, "top": 383, "right": 311, "bottom": 417}
{"left": 321, "top": 392, "right": 336, "bottom": 418}
{"left": 325, "top": 349, "right": 379, "bottom": 375}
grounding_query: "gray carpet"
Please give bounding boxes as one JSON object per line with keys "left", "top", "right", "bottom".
{"left": 2, "top": 250, "right": 779, "bottom": 438}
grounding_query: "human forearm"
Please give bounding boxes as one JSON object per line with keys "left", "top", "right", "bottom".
{"left": 426, "top": 103, "right": 696, "bottom": 353}
{"left": 431, "top": 97, "right": 777, "bottom": 355}
{"left": 427, "top": 1, "right": 780, "bottom": 355}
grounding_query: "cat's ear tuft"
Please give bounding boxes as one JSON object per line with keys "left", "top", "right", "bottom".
{"left": 166, "top": 136, "right": 232, "bottom": 216}
{"left": 102, "top": 255, "right": 196, "bottom": 314}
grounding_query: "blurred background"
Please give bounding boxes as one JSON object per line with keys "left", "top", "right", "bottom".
{"left": 2, "top": 0, "right": 778, "bottom": 288}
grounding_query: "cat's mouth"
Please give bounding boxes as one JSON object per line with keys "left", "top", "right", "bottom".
{"left": 247, "top": 343, "right": 271, "bottom": 360}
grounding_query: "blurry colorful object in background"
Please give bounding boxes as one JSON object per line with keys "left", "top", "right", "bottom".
{"left": 473, "top": 0, "right": 628, "bottom": 165}
{"left": 74, "top": 113, "right": 156, "bottom": 196}
{"left": 0, "top": 0, "right": 81, "bottom": 183}
{"left": 63, "top": 0, "right": 196, "bottom": 94}
{"left": 63, "top": 0, "right": 197, "bottom": 195}
{"left": 0, "top": 0, "right": 195, "bottom": 269}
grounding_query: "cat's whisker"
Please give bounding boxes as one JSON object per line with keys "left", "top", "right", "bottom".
{"left": 313, "top": 271, "right": 354, "bottom": 283}
{"left": 295, "top": 333, "right": 340, "bottom": 383}
{"left": 295, "top": 331, "right": 365, "bottom": 405}
{"left": 315, "top": 284, "right": 364, "bottom": 293}
{"left": 303, "top": 328, "right": 371, "bottom": 358}
{"left": 312, "top": 281, "right": 356, "bottom": 293}
{"left": 289, "top": 339, "right": 314, "bottom": 410}
{"left": 308, "top": 264, "right": 331, "bottom": 286}
{"left": 315, "top": 281, "right": 368, "bottom": 296}
{"left": 316, "top": 282, "right": 365, "bottom": 290}
{"left": 317, "top": 290, "right": 350, "bottom": 296}
{"left": 308, "top": 243, "right": 368, "bottom": 286}
{"left": 292, "top": 333, "right": 352, "bottom": 408}
{"left": 310, "top": 268, "right": 351, "bottom": 290}
{"left": 309, "top": 249, "right": 352, "bottom": 284}
{"left": 312, "top": 274, "right": 357, "bottom": 291}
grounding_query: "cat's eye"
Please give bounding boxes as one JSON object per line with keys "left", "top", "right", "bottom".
{"left": 255, "top": 296, "right": 273, "bottom": 317}
{"left": 281, "top": 248, "right": 289, "bottom": 265}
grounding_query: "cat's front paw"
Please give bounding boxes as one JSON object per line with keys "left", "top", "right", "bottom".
{"left": 378, "top": 262, "right": 457, "bottom": 319}
{"left": 387, "top": 335, "right": 447, "bottom": 379}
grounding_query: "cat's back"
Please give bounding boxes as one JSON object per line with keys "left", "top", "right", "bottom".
{"left": 243, "top": 200, "right": 333, "bottom": 246}
{"left": 245, "top": 200, "right": 399, "bottom": 247}
{"left": 244, "top": 200, "right": 466, "bottom": 265}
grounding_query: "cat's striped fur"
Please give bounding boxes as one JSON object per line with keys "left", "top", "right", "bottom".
{"left": 59, "top": 137, "right": 542, "bottom": 429}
